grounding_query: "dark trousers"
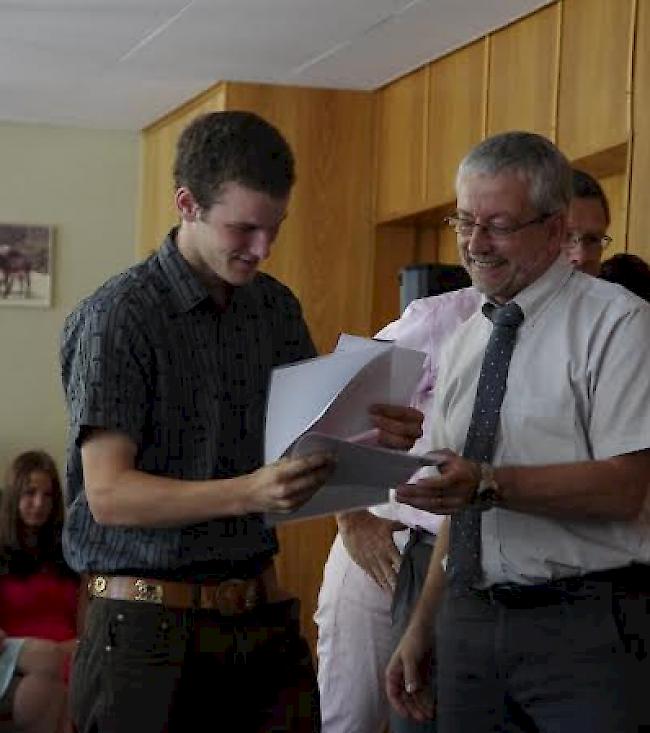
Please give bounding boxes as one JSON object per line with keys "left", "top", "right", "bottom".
{"left": 436, "top": 579, "right": 643, "bottom": 733}
{"left": 390, "top": 531, "right": 436, "bottom": 733}
{"left": 71, "top": 596, "right": 320, "bottom": 733}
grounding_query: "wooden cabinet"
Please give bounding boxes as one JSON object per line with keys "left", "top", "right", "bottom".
{"left": 487, "top": 4, "right": 560, "bottom": 140}
{"left": 426, "top": 40, "right": 487, "bottom": 208}
{"left": 375, "top": 67, "right": 429, "bottom": 221}
{"left": 628, "top": 0, "right": 650, "bottom": 261}
{"left": 139, "top": 85, "right": 226, "bottom": 257}
{"left": 557, "top": 0, "right": 633, "bottom": 161}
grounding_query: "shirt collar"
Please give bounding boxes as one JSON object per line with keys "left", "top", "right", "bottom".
{"left": 156, "top": 228, "right": 263, "bottom": 315}
{"left": 156, "top": 228, "right": 215, "bottom": 313}
{"left": 483, "top": 256, "right": 574, "bottom": 326}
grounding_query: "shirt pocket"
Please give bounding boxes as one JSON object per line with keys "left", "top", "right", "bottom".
{"left": 503, "top": 396, "right": 588, "bottom": 464}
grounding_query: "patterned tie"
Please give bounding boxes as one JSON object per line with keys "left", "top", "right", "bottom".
{"left": 447, "top": 301, "right": 524, "bottom": 592}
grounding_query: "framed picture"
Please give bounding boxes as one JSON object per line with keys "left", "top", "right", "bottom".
{"left": 0, "top": 223, "right": 53, "bottom": 307}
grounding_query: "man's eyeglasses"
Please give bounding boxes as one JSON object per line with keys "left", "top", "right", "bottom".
{"left": 561, "top": 232, "right": 612, "bottom": 252}
{"left": 443, "top": 213, "right": 552, "bottom": 240}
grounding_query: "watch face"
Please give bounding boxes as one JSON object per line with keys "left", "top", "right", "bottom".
{"left": 477, "top": 482, "right": 500, "bottom": 509}
{"left": 479, "top": 487, "right": 499, "bottom": 504}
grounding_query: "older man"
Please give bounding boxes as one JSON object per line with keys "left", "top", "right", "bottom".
{"left": 388, "top": 131, "right": 650, "bottom": 733}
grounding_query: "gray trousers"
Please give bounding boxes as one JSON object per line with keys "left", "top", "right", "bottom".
{"left": 390, "top": 531, "right": 436, "bottom": 733}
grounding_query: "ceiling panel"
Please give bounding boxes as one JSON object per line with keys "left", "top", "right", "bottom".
{"left": 291, "top": 0, "right": 554, "bottom": 89}
{"left": 0, "top": 0, "right": 555, "bottom": 129}
{"left": 119, "top": 0, "right": 411, "bottom": 79}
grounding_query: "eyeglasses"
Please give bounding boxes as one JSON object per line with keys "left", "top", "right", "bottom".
{"left": 561, "top": 232, "right": 612, "bottom": 252}
{"left": 443, "top": 213, "right": 552, "bottom": 240}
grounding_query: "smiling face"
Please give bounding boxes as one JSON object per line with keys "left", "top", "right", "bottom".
{"left": 18, "top": 470, "right": 54, "bottom": 530}
{"left": 176, "top": 181, "right": 289, "bottom": 294}
{"left": 456, "top": 171, "right": 565, "bottom": 304}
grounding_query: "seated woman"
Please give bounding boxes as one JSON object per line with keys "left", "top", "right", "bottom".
{"left": 0, "top": 631, "right": 67, "bottom": 733}
{"left": 0, "top": 450, "right": 81, "bottom": 730}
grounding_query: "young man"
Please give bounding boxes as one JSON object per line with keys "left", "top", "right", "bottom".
{"left": 61, "top": 111, "right": 422, "bottom": 733}
{"left": 388, "top": 131, "right": 650, "bottom": 733}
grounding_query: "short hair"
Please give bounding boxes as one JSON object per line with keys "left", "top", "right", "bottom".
{"left": 456, "top": 131, "right": 572, "bottom": 216}
{"left": 173, "top": 111, "right": 296, "bottom": 209}
{"left": 599, "top": 253, "right": 650, "bottom": 302}
{"left": 571, "top": 169, "right": 611, "bottom": 227}
{"left": 0, "top": 450, "right": 65, "bottom": 571}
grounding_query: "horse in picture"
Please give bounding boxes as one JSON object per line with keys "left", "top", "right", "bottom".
{"left": 0, "top": 245, "right": 32, "bottom": 298}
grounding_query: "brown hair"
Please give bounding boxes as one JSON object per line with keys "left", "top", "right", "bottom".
{"left": 173, "top": 110, "right": 296, "bottom": 210}
{"left": 0, "top": 451, "right": 65, "bottom": 567}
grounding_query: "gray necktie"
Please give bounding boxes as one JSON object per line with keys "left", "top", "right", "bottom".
{"left": 447, "top": 301, "right": 524, "bottom": 592}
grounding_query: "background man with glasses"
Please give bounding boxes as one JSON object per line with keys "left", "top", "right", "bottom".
{"left": 562, "top": 168, "right": 612, "bottom": 276}
{"left": 387, "top": 130, "right": 650, "bottom": 733}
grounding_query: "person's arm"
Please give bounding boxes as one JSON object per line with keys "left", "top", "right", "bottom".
{"left": 396, "top": 449, "right": 650, "bottom": 522}
{"left": 81, "top": 430, "right": 336, "bottom": 527}
{"left": 386, "top": 518, "right": 449, "bottom": 721}
{"left": 82, "top": 399, "right": 421, "bottom": 528}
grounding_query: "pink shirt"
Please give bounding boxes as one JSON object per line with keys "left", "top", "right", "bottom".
{"left": 370, "top": 287, "right": 482, "bottom": 533}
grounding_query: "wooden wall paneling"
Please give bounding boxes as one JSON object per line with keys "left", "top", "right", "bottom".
{"left": 599, "top": 173, "right": 628, "bottom": 255}
{"left": 370, "top": 224, "right": 418, "bottom": 334}
{"left": 437, "top": 222, "right": 462, "bottom": 266}
{"left": 375, "top": 67, "right": 429, "bottom": 221}
{"left": 626, "top": 0, "right": 650, "bottom": 261}
{"left": 138, "top": 84, "right": 227, "bottom": 258}
{"left": 426, "top": 40, "right": 487, "bottom": 208}
{"left": 220, "top": 82, "right": 376, "bottom": 655}
{"left": 557, "top": 0, "right": 633, "bottom": 161}
{"left": 225, "top": 82, "right": 376, "bottom": 351}
{"left": 415, "top": 226, "right": 440, "bottom": 265}
{"left": 486, "top": 3, "right": 560, "bottom": 140}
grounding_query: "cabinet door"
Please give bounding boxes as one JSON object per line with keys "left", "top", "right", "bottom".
{"left": 628, "top": 0, "right": 650, "bottom": 262}
{"left": 138, "top": 86, "right": 226, "bottom": 258}
{"left": 557, "top": 0, "right": 633, "bottom": 160}
{"left": 426, "top": 40, "right": 487, "bottom": 209}
{"left": 375, "top": 67, "right": 429, "bottom": 221}
{"left": 487, "top": 3, "right": 560, "bottom": 140}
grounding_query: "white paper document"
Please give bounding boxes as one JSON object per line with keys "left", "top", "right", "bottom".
{"left": 263, "top": 334, "right": 432, "bottom": 525}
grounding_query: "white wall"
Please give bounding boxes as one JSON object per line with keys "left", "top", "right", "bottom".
{"left": 0, "top": 122, "right": 139, "bottom": 481}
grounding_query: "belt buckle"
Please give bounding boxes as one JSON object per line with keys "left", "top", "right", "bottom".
{"left": 134, "top": 579, "right": 163, "bottom": 604}
{"left": 206, "top": 578, "right": 258, "bottom": 616}
{"left": 91, "top": 575, "right": 107, "bottom": 595}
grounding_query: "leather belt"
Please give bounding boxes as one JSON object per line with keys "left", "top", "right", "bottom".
{"left": 472, "top": 564, "right": 650, "bottom": 609}
{"left": 88, "top": 573, "right": 266, "bottom": 615}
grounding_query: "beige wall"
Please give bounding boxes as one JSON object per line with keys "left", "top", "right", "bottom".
{"left": 0, "top": 122, "right": 139, "bottom": 481}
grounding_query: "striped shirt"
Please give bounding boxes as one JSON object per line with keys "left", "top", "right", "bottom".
{"left": 60, "top": 230, "right": 316, "bottom": 579}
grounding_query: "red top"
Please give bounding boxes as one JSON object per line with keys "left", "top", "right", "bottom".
{"left": 0, "top": 565, "right": 78, "bottom": 641}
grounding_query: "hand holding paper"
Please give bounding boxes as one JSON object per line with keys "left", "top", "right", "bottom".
{"left": 264, "top": 334, "right": 433, "bottom": 524}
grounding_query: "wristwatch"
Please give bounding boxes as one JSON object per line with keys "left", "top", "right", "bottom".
{"left": 474, "top": 462, "right": 501, "bottom": 510}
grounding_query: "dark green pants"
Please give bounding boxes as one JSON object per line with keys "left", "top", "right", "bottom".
{"left": 72, "top": 596, "right": 320, "bottom": 733}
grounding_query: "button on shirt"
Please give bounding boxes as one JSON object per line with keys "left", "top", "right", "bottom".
{"left": 430, "top": 257, "right": 650, "bottom": 586}
{"left": 369, "top": 287, "right": 482, "bottom": 535}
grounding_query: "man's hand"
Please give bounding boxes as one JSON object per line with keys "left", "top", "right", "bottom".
{"left": 395, "top": 449, "right": 480, "bottom": 514}
{"left": 386, "top": 620, "right": 436, "bottom": 722}
{"left": 244, "top": 452, "right": 336, "bottom": 514}
{"left": 370, "top": 404, "right": 423, "bottom": 451}
{"left": 338, "top": 510, "right": 406, "bottom": 593}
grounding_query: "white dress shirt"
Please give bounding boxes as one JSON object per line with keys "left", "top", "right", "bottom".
{"left": 431, "top": 257, "right": 650, "bottom": 585}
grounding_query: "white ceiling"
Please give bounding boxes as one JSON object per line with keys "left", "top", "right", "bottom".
{"left": 0, "top": 0, "right": 553, "bottom": 131}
